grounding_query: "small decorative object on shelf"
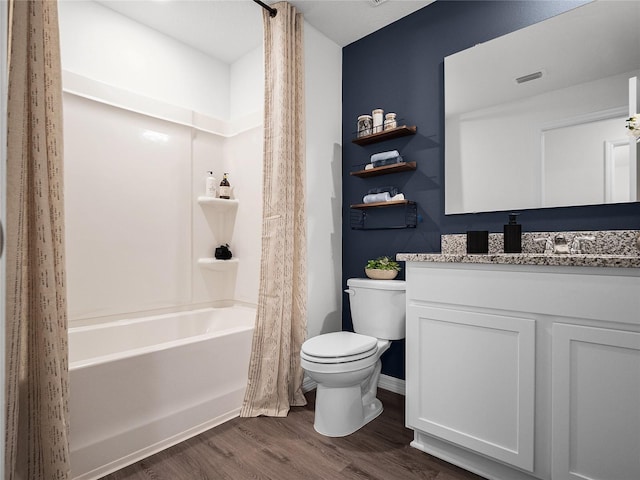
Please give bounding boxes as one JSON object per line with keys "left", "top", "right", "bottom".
{"left": 365, "top": 256, "right": 401, "bottom": 280}
{"left": 214, "top": 244, "right": 233, "bottom": 260}
{"left": 384, "top": 113, "right": 397, "bottom": 131}
{"left": 357, "top": 114, "right": 373, "bottom": 137}
{"left": 372, "top": 108, "right": 384, "bottom": 134}
{"left": 219, "top": 173, "right": 231, "bottom": 199}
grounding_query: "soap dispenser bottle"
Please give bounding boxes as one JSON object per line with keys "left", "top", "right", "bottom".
{"left": 205, "top": 171, "right": 217, "bottom": 197}
{"left": 503, "top": 213, "right": 522, "bottom": 253}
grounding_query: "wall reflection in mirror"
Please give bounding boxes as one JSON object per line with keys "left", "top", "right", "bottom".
{"left": 445, "top": 0, "right": 640, "bottom": 214}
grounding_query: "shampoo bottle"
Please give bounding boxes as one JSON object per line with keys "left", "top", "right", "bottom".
{"left": 219, "top": 173, "right": 231, "bottom": 199}
{"left": 503, "top": 213, "right": 522, "bottom": 253}
{"left": 205, "top": 171, "right": 217, "bottom": 197}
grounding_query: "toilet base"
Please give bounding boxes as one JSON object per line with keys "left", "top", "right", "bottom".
{"left": 313, "top": 385, "right": 384, "bottom": 437}
{"left": 312, "top": 360, "right": 384, "bottom": 437}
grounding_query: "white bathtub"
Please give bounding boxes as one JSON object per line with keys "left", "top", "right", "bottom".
{"left": 69, "top": 306, "right": 255, "bottom": 480}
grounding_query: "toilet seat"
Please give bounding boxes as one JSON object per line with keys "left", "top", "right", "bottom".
{"left": 301, "top": 331, "right": 378, "bottom": 364}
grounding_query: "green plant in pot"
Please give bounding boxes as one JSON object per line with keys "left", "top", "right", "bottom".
{"left": 365, "top": 256, "right": 401, "bottom": 280}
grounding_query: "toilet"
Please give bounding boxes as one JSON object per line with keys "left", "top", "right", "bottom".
{"left": 300, "top": 278, "right": 406, "bottom": 437}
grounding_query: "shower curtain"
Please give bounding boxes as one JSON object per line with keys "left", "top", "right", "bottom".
{"left": 5, "top": 1, "right": 70, "bottom": 478}
{"left": 241, "top": 1, "right": 307, "bottom": 417}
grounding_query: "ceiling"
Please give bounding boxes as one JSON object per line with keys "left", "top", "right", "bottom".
{"left": 97, "top": 0, "right": 434, "bottom": 64}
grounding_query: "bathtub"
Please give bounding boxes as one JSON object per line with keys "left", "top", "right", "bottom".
{"left": 69, "top": 305, "right": 255, "bottom": 480}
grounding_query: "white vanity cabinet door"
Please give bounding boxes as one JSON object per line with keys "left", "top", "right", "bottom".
{"left": 406, "top": 304, "right": 536, "bottom": 471}
{"left": 551, "top": 324, "right": 640, "bottom": 480}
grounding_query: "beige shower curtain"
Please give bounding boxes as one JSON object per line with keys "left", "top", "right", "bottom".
{"left": 5, "top": 1, "right": 71, "bottom": 478}
{"left": 241, "top": 1, "right": 307, "bottom": 417}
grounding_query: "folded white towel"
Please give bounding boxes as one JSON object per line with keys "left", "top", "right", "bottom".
{"left": 363, "top": 192, "right": 391, "bottom": 204}
{"left": 391, "top": 193, "right": 405, "bottom": 201}
{"left": 370, "top": 150, "right": 400, "bottom": 163}
{"left": 364, "top": 164, "right": 374, "bottom": 170}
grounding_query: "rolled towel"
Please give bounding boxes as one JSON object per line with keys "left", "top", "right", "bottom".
{"left": 367, "top": 186, "right": 399, "bottom": 197}
{"left": 371, "top": 150, "right": 400, "bottom": 163}
{"left": 372, "top": 155, "right": 403, "bottom": 168}
{"left": 364, "top": 163, "right": 374, "bottom": 170}
{"left": 363, "top": 192, "right": 391, "bottom": 204}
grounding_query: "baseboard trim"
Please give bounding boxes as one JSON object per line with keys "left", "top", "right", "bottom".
{"left": 378, "top": 374, "right": 406, "bottom": 395}
{"left": 301, "top": 374, "right": 405, "bottom": 396}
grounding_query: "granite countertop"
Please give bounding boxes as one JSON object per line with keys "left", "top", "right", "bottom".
{"left": 397, "top": 230, "right": 640, "bottom": 269}
{"left": 396, "top": 252, "right": 640, "bottom": 269}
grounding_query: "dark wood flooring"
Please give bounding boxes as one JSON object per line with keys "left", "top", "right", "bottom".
{"left": 101, "top": 389, "right": 486, "bottom": 480}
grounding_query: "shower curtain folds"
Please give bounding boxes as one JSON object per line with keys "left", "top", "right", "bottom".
{"left": 5, "top": 0, "right": 71, "bottom": 478}
{"left": 241, "top": 1, "right": 307, "bottom": 418}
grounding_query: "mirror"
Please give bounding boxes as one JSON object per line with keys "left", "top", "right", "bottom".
{"left": 445, "top": 0, "right": 640, "bottom": 214}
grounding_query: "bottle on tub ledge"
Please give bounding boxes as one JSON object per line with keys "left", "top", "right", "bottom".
{"left": 204, "top": 171, "right": 217, "bottom": 197}
{"left": 219, "top": 173, "right": 231, "bottom": 199}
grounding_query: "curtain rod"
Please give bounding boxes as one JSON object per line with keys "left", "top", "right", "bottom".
{"left": 253, "top": 0, "right": 277, "bottom": 17}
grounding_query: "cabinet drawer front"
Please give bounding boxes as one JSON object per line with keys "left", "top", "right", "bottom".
{"left": 552, "top": 324, "right": 640, "bottom": 480}
{"left": 406, "top": 305, "right": 535, "bottom": 471}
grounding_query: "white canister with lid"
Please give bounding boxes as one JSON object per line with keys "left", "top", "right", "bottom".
{"left": 384, "top": 112, "right": 397, "bottom": 130}
{"left": 372, "top": 108, "right": 384, "bottom": 133}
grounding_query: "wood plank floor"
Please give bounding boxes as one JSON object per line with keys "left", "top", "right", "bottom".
{"left": 101, "top": 389, "right": 486, "bottom": 480}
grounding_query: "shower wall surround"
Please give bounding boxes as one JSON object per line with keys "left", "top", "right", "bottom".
{"left": 59, "top": 1, "right": 343, "bottom": 333}
{"left": 63, "top": 75, "right": 262, "bottom": 325}
{"left": 342, "top": 0, "right": 640, "bottom": 380}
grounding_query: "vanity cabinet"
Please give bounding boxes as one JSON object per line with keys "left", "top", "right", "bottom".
{"left": 407, "top": 304, "right": 535, "bottom": 471}
{"left": 551, "top": 324, "right": 640, "bottom": 480}
{"left": 405, "top": 261, "right": 640, "bottom": 480}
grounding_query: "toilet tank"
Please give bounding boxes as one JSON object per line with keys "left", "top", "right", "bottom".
{"left": 346, "top": 278, "right": 406, "bottom": 340}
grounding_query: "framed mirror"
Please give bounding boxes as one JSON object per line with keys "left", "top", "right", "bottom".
{"left": 444, "top": 0, "right": 640, "bottom": 214}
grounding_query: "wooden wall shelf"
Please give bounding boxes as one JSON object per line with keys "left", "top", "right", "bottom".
{"left": 352, "top": 125, "right": 417, "bottom": 146}
{"left": 350, "top": 161, "right": 416, "bottom": 178}
{"left": 350, "top": 199, "right": 415, "bottom": 210}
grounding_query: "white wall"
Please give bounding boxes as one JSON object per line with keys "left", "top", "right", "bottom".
{"left": 304, "top": 23, "right": 343, "bottom": 338}
{"left": 58, "top": 0, "right": 230, "bottom": 119}
{"left": 230, "top": 47, "right": 264, "bottom": 122}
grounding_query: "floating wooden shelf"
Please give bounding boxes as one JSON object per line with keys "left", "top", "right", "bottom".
{"left": 352, "top": 125, "right": 417, "bottom": 146}
{"left": 350, "top": 199, "right": 415, "bottom": 210}
{"left": 350, "top": 161, "right": 417, "bottom": 178}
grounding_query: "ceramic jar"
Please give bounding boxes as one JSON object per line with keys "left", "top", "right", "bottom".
{"left": 372, "top": 108, "right": 384, "bottom": 134}
{"left": 384, "top": 112, "right": 397, "bottom": 130}
{"left": 357, "top": 115, "right": 373, "bottom": 137}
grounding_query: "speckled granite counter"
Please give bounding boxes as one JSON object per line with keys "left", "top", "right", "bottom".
{"left": 396, "top": 252, "right": 640, "bottom": 268}
{"left": 397, "top": 230, "right": 640, "bottom": 269}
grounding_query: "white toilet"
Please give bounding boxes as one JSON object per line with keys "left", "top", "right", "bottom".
{"left": 300, "top": 278, "right": 406, "bottom": 437}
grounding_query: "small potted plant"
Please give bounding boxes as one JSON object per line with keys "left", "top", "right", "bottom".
{"left": 365, "top": 256, "right": 401, "bottom": 280}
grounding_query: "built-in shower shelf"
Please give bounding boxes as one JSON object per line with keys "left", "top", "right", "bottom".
{"left": 197, "top": 197, "right": 239, "bottom": 212}
{"left": 197, "top": 258, "right": 239, "bottom": 271}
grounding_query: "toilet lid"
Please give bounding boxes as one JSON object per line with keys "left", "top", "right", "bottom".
{"left": 301, "top": 332, "right": 378, "bottom": 364}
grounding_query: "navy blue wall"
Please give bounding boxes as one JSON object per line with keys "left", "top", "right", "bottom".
{"left": 342, "top": 0, "right": 640, "bottom": 380}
